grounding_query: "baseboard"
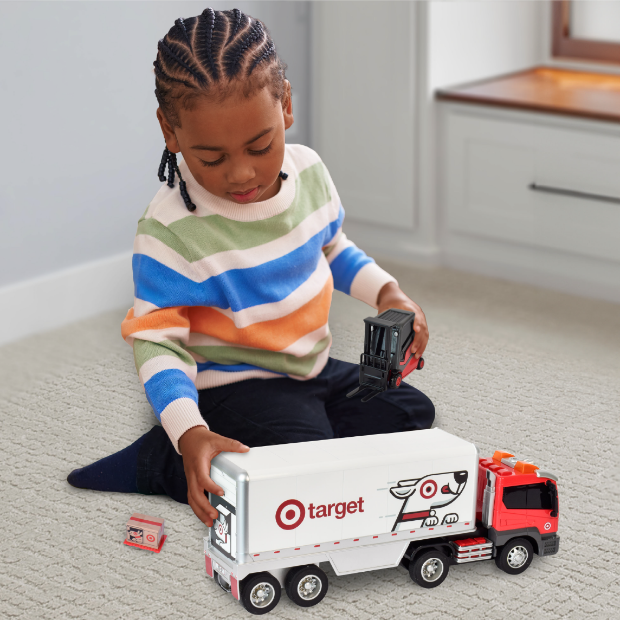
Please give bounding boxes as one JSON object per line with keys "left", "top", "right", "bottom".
{"left": 0, "top": 252, "right": 133, "bottom": 346}
{"left": 443, "top": 246, "right": 620, "bottom": 305}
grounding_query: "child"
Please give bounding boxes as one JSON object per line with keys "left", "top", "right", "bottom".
{"left": 67, "top": 8, "right": 434, "bottom": 527}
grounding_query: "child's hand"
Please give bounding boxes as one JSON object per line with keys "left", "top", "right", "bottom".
{"left": 178, "top": 426, "right": 250, "bottom": 526}
{"left": 377, "top": 282, "right": 429, "bottom": 359}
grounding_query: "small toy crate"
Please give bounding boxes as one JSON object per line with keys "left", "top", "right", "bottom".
{"left": 124, "top": 513, "right": 166, "bottom": 552}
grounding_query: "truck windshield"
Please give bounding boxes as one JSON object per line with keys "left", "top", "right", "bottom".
{"left": 369, "top": 326, "right": 386, "bottom": 357}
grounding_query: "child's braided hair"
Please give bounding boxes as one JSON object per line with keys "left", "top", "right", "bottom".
{"left": 154, "top": 8, "right": 288, "bottom": 211}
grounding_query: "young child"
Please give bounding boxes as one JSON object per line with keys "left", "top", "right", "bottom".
{"left": 67, "top": 8, "right": 434, "bottom": 527}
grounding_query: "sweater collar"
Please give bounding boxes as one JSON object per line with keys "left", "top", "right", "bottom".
{"left": 177, "top": 147, "right": 295, "bottom": 222}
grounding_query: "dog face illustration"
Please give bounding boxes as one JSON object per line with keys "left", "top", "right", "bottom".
{"left": 390, "top": 471, "right": 468, "bottom": 531}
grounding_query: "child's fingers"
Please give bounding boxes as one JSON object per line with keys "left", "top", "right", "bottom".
{"left": 188, "top": 478, "right": 219, "bottom": 525}
{"left": 213, "top": 435, "right": 250, "bottom": 454}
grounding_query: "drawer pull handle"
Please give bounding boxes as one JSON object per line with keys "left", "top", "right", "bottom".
{"left": 529, "top": 183, "right": 620, "bottom": 205}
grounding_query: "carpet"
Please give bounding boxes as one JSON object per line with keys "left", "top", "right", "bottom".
{"left": 1, "top": 262, "right": 618, "bottom": 619}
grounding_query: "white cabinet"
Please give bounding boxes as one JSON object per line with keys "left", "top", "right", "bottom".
{"left": 439, "top": 103, "right": 620, "bottom": 302}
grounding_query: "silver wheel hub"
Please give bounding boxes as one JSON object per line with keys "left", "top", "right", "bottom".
{"left": 421, "top": 558, "right": 444, "bottom": 582}
{"left": 298, "top": 575, "right": 321, "bottom": 600}
{"left": 250, "top": 583, "right": 274, "bottom": 608}
{"left": 507, "top": 546, "right": 528, "bottom": 568}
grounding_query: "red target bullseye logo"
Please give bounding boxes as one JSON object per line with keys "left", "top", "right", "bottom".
{"left": 420, "top": 480, "right": 437, "bottom": 499}
{"left": 146, "top": 533, "right": 155, "bottom": 543}
{"left": 275, "top": 499, "right": 305, "bottom": 530}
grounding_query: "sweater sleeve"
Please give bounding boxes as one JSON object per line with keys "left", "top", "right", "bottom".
{"left": 321, "top": 167, "right": 397, "bottom": 309}
{"left": 121, "top": 219, "right": 208, "bottom": 455}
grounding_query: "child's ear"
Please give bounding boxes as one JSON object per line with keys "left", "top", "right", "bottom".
{"left": 156, "top": 108, "right": 181, "bottom": 153}
{"left": 282, "top": 80, "right": 294, "bottom": 130}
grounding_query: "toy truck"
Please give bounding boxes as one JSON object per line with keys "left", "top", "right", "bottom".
{"left": 347, "top": 309, "right": 424, "bottom": 402}
{"left": 203, "top": 429, "right": 560, "bottom": 615}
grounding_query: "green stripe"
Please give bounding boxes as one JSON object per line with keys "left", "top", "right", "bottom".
{"left": 133, "top": 339, "right": 196, "bottom": 372}
{"left": 161, "top": 162, "right": 331, "bottom": 262}
{"left": 188, "top": 333, "right": 331, "bottom": 377}
{"left": 136, "top": 218, "right": 194, "bottom": 262}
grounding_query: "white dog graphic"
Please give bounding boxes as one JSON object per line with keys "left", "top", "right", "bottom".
{"left": 390, "top": 470, "right": 468, "bottom": 532}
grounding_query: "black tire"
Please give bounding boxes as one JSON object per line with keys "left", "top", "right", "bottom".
{"left": 495, "top": 538, "right": 534, "bottom": 575}
{"left": 389, "top": 373, "right": 402, "bottom": 389}
{"left": 285, "top": 565, "right": 328, "bottom": 608}
{"left": 409, "top": 550, "right": 450, "bottom": 588}
{"left": 241, "top": 572, "right": 281, "bottom": 615}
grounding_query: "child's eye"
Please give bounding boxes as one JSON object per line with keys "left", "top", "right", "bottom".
{"left": 200, "top": 156, "right": 225, "bottom": 168}
{"left": 249, "top": 143, "right": 273, "bottom": 156}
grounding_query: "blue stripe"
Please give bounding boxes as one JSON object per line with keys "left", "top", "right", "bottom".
{"left": 134, "top": 209, "right": 345, "bottom": 311}
{"left": 197, "top": 361, "right": 286, "bottom": 375}
{"left": 144, "top": 369, "right": 198, "bottom": 419}
{"left": 329, "top": 246, "right": 374, "bottom": 294}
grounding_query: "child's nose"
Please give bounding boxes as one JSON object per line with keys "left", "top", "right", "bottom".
{"left": 227, "top": 162, "right": 256, "bottom": 186}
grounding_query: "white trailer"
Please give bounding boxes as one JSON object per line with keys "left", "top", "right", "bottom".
{"left": 204, "top": 428, "right": 479, "bottom": 614}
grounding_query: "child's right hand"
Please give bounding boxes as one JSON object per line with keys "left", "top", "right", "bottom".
{"left": 178, "top": 426, "right": 250, "bottom": 526}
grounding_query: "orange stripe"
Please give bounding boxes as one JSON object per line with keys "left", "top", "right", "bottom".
{"left": 121, "top": 306, "right": 190, "bottom": 340}
{"left": 188, "top": 277, "right": 334, "bottom": 351}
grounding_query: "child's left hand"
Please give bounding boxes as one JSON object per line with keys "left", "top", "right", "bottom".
{"left": 376, "top": 282, "right": 429, "bottom": 360}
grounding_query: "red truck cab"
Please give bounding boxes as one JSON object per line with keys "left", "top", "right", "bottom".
{"left": 476, "top": 450, "right": 560, "bottom": 565}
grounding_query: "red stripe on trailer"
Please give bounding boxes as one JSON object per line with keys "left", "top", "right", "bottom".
{"left": 373, "top": 536, "right": 378, "bottom": 539}
{"left": 231, "top": 576, "right": 239, "bottom": 600}
{"left": 274, "top": 551, "right": 280, "bottom": 554}
{"left": 334, "top": 542, "right": 340, "bottom": 545}
{"left": 354, "top": 539, "right": 359, "bottom": 541}
{"left": 130, "top": 517, "right": 163, "bottom": 528}
{"left": 295, "top": 548, "right": 300, "bottom": 551}
{"left": 314, "top": 545, "right": 320, "bottom": 547}
{"left": 392, "top": 533, "right": 397, "bottom": 536}
{"left": 253, "top": 554, "right": 260, "bottom": 557}
{"left": 205, "top": 555, "right": 213, "bottom": 578}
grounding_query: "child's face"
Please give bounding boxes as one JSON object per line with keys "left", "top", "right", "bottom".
{"left": 157, "top": 81, "right": 293, "bottom": 204}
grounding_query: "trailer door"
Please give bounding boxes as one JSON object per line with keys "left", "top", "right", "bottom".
{"left": 210, "top": 466, "right": 237, "bottom": 562}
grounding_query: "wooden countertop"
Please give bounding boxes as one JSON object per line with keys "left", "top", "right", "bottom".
{"left": 436, "top": 66, "right": 620, "bottom": 124}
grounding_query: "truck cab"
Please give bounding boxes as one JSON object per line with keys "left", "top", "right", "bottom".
{"left": 477, "top": 451, "right": 560, "bottom": 559}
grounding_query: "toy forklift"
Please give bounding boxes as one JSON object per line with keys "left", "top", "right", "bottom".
{"left": 347, "top": 309, "right": 424, "bottom": 403}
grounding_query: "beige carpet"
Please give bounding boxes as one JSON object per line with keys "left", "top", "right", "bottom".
{"left": 1, "top": 262, "right": 618, "bottom": 619}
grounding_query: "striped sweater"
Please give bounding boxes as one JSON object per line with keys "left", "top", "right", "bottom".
{"left": 121, "top": 144, "right": 397, "bottom": 453}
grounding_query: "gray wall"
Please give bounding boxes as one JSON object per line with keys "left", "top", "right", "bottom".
{"left": 0, "top": 1, "right": 311, "bottom": 288}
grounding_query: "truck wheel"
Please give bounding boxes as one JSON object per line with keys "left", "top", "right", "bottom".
{"left": 495, "top": 538, "right": 533, "bottom": 575}
{"left": 241, "top": 572, "right": 281, "bottom": 615}
{"left": 409, "top": 550, "right": 450, "bottom": 588}
{"left": 285, "top": 565, "right": 328, "bottom": 607}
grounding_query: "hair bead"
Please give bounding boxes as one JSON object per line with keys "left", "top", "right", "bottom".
{"left": 279, "top": 170, "right": 288, "bottom": 180}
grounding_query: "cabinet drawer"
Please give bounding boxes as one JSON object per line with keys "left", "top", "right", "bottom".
{"left": 444, "top": 109, "right": 620, "bottom": 262}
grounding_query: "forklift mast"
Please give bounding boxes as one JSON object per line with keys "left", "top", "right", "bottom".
{"left": 348, "top": 309, "right": 423, "bottom": 403}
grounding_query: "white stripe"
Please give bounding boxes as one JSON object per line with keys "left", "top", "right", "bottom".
{"left": 124, "top": 326, "right": 189, "bottom": 346}
{"left": 195, "top": 368, "right": 281, "bottom": 389}
{"left": 326, "top": 232, "right": 355, "bottom": 264}
{"left": 206, "top": 257, "right": 332, "bottom": 329}
{"left": 134, "top": 199, "right": 340, "bottom": 284}
{"left": 160, "top": 398, "right": 209, "bottom": 455}
{"left": 279, "top": 324, "right": 331, "bottom": 357}
{"left": 350, "top": 262, "right": 398, "bottom": 309}
{"left": 139, "top": 354, "right": 197, "bottom": 386}
{"left": 133, "top": 297, "right": 160, "bottom": 318}
{"left": 287, "top": 336, "right": 332, "bottom": 381}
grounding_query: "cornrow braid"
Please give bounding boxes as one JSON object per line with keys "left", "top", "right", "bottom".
{"left": 227, "top": 8, "right": 243, "bottom": 45}
{"left": 154, "top": 8, "right": 288, "bottom": 211}
{"left": 174, "top": 17, "right": 192, "bottom": 51}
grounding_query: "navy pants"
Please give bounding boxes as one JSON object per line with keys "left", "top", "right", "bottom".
{"left": 136, "top": 357, "right": 435, "bottom": 504}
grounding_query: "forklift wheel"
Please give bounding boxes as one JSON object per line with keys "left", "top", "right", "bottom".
{"left": 417, "top": 358, "right": 424, "bottom": 370}
{"left": 389, "top": 373, "right": 402, "bottom": 389}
